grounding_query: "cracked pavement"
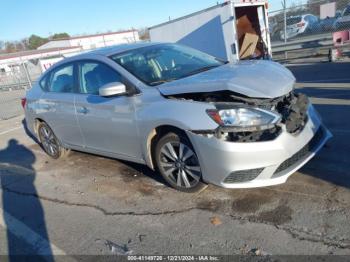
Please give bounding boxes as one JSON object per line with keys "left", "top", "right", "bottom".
{"left": 0, "top": 80, "right": 350, "bottom": 256}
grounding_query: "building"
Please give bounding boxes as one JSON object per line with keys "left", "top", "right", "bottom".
{"left": 0, "top": 46, "right": 84, "bottom": 89}
{"left": 37, "top": 29, "right": 139, "bottom": 50}
{"left": 0, "top": 29, "right": 140, "bottom": 88}
{"left": 0, "top": 46, "right": 83, "bottom": 74}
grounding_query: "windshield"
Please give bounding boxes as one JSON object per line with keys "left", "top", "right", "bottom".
{"left": 110, "top": 44, "right": 224, "bottom": 86}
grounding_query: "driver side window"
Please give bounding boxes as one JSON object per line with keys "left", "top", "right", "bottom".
{"left": 79, "top": 61, "right": 122, "bottom": 95}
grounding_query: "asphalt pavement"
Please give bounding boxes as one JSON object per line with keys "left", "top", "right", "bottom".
{"left": 287, "top": 62, "right": 350, "bottom": 83}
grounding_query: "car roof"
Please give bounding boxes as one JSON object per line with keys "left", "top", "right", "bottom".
{"left": 39, "top": 41, "right": 173, "bottom": 79}
{"left": 49, "top": 41, "right": 166, "bottom": 69}
{"left": 47, "top": 41, "right": 164, "bottom": 71}
{"left": 73, "top": 41, "right": 161, "bottom": 58}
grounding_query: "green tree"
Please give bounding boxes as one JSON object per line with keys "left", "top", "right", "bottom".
{"left": 27, "top": 34, "right": 48, "bottom": 50}
{"left": 51, "top": 33, "right": 70, "bottom": 40}
{"left": 138, "top": 28, "right": 149, "bottom": 40}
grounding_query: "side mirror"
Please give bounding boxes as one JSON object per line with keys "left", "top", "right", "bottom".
{"left": 99, "top": 82, "right": 127, "bottom": 97}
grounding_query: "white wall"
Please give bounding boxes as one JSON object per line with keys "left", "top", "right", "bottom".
{"left": 39, "top": 57, "right": 64, "bottom": 72}
{"left": 69, "top": 31, "right": 139, "bottom": 50}
{"left": 38, "top": 31, "right": 140, "bottom": 51}
{"left": 149, "top": 4, "right": 236, "bottom": 62}
{"left": 37, "top": 40, "right": 71, "bottom": 50}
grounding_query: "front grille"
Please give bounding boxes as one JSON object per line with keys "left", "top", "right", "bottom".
{"left": 272, "top": 127, "right": 325, "bottom": 177}
{"left": 224, "top": 168, "right": 264, "bottom": 183}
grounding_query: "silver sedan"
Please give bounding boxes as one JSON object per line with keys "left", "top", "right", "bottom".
{"left": 24, "top": 42, "right": 332, "bottom": 192}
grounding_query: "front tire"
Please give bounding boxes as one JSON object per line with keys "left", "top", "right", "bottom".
{"left": 37, "top": 122, "right": 69, "bottom": 159}
{"left": 155, "top": 132, "right": 205, "bottom": 192}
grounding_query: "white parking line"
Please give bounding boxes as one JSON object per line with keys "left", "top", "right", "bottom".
{"left": 295, "top": 82, "right": 350, "bottom": 88}
{"left": 285, "top": 63, "right": 323, "bottom": 66}
{"left": 0, "top": 206, "right": 66, "bottom": 256}
{"left": 302, "top": 78, "right": 350, "bottom": 83}
{"left": 0, "top": 127, "right": 22, "bottom": 136}
{"left": 310, "top": 97, "right": 350, "bottom": 105}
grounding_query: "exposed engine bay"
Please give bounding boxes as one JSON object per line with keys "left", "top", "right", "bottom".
{"left": 165, "top": 90, "right": 309, "bottom": 142}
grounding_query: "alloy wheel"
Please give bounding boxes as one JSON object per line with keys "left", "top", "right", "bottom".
{"left": 159, "top": 141, "right": 201, "bottom": 189}
{"left": 39, "top": 124, "right": 60, "bottom": 158}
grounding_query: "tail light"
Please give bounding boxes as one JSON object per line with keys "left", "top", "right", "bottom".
{"left": 297, "top": 22, "right": 305, "bottom": 28}
{"left": 21, "top": 98, "right": 27, "bottom": 109}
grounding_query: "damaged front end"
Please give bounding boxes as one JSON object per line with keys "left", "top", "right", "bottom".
{"left": 165, "top": 90, "right": 309, "bottom": 142}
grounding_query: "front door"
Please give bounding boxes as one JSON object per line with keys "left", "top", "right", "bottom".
{"left": 74, "top": 61, "right": 142, "bottom": 160}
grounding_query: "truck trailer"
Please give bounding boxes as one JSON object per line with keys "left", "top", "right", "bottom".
{"left": 149, "top": 0, "right": 271, "bottom": 63}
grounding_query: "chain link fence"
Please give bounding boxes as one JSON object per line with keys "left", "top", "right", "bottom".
{"left": 269, "top": 0, "right": 350, "bottom": 60}
{"left": 0, "top": 61, "right": 42, "bottom": 120}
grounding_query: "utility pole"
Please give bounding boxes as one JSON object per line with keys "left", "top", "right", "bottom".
{"left": 282, "top": 0, "right": 287, "bottom": 59}
{"left": 282, "top": 0, "right": 287, "bottom": 43}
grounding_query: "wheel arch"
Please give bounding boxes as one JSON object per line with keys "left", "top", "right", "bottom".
{"left": 34, "top": 118, "right": 45, "bottom": 135}
{"left": 144, "top": 125, "right": 189, "bottom": 170}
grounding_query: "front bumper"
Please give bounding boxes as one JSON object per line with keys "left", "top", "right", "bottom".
{"left": 186, "top": 104, "right": 332, "bottom": 188}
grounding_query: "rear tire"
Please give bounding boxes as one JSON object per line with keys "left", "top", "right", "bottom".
{"left": 37, "top": 122, "right": 70, "bottom": 159}
{"left": 155, "top": 132, "right": 205, "bottom": 192}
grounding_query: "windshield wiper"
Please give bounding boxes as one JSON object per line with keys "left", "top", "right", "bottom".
{"left": 149, "top": 78, "right": 178, "bottom": 86}
{"left": 149, "top": 65, "right": 223, "bottom": 86}
{"left": 182, "top": 65, "right": 220, "bottom": 78}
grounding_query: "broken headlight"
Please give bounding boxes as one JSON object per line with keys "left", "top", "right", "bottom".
{"left": 207, "top": 107, "right": 281, "bottom": 131}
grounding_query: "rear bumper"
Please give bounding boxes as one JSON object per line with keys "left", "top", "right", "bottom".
{"left": 186, "top": 104, "right": 332, "bottom": 188}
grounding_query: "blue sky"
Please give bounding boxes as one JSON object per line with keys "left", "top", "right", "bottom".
{"left": 1, "top": 0, "right": 291, "bottom": 41}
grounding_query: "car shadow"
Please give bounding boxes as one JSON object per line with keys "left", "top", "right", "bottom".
{"left": 298, "top": 89, "right": 350, "bottom": 189}
{"left": 118, "top": 159, "right": 169, "bottom": 186}
{"left": 0, "top": 138, "right": 54, "bottom": 261}
{"left": 22, "top": 119, "right": 39, "bottom": 144}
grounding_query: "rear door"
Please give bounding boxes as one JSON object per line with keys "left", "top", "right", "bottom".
{"left": 74, "top": 60, "right": 142, "bottom": 160}
{"left": 40, "top": 62, "right": 84, "bottom": 147}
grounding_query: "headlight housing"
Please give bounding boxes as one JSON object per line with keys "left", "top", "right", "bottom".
{"left": 207, "top": 107, "right": 281, "bottom": 131}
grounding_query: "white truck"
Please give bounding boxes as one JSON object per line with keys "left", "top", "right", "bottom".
{"left": 149, "top": 0, "right": 271, "bottom": 63}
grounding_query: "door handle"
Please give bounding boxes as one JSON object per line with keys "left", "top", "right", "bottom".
{"left": 77, "top": 107, "right": 89, "bottom": 114}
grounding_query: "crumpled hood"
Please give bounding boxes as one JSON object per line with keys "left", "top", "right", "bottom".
{"left": 157, "top": 60, "right": 296, "bottom": 99}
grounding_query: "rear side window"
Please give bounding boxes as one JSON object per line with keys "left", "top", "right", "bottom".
{"left": 39, "top": 75, "right": 49, "bottom": 91}
{"left": 49, "top": 64, "right": 74, "bottom": 93}
{"left": 78, "top": 62, "right": 121, "bottom": 95}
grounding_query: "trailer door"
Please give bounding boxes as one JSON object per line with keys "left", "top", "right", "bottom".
{"left": 235, "top": 3, "right": 271, "bottom": 60}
